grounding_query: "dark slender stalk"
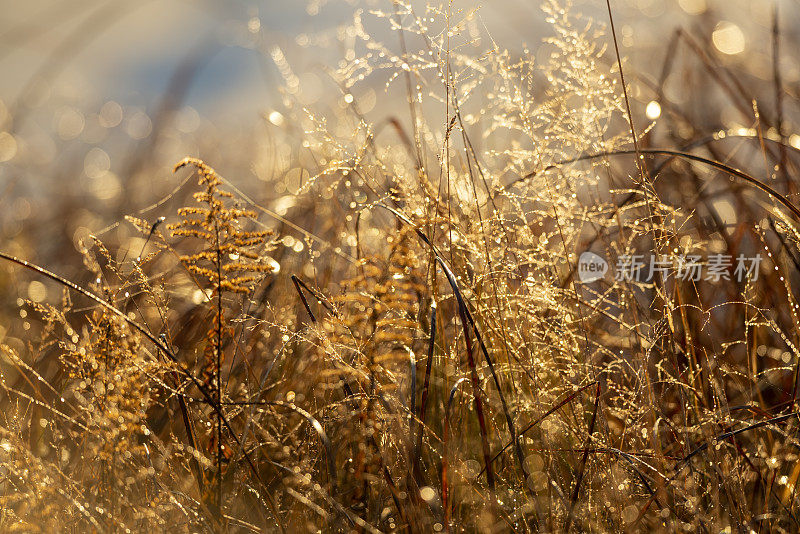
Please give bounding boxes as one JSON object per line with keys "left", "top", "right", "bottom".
{"left": 214, "top": 222, "right": 223, "bottom": 520}
{"left": 771, "top": 3, "right": 792, "bottom": 205}
{"left": 456, "top": 296, "right": 495, "bottom": 490}
{"left": 443, "top": 377, "right": 468, "bottom": 531}
{"left": 291, "top": 275, "right": 317, "bottom": 323}
{"left": 564, "top": 382, "right": 601, "bottom": 532}
{"left": 413, "top": 303, "right": 437, "bottom": 484}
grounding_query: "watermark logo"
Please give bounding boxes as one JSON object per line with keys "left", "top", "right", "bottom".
{"left": 578, "top": 251, "right": 609, "bottom": 283}
{"left": 576, "top": 251, "right": 762, "bottom": 283}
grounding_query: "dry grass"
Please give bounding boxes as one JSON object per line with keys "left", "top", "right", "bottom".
{"left": 2, "top": 0, "right": 800, "bottom": 532}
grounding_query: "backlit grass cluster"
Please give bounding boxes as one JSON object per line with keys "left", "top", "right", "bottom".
{"left": 2, "top": 1, "right": 800, "bottom": 532}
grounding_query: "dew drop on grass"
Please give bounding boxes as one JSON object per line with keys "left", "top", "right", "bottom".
{"left": 645, "top": 100, "right": 661, "bottom": 120}
{"left": 420, "top": 486, "right": 437, "bottom": 503}
{"left": 623, "top": 505, "right": 639, "bottom": 524}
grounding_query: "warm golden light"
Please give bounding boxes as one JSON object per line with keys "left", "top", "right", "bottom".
{"left": 645, "top": 100, "right": 662, "bottom": 120}
{"left": 712, "top": 21, "right": 746, "bottom": 55}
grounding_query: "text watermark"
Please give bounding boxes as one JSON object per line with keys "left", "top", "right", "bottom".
{"left": 577, "top": 252, "right": 762, "bottom": 284}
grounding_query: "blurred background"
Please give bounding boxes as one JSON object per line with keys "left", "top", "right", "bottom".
{"left": 0, "top": 0, "right": 798, "bottom": 268}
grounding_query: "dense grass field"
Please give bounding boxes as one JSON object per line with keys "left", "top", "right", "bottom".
{"left": 2, "top": 0, "right": 800, "bottom": 531}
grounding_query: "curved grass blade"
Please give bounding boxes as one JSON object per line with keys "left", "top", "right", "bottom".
{"left": 511, "top": 148, "right": 800, "bottom": 220}
{"left": 268, "top": 401, "right": 338, "bottom": 493}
